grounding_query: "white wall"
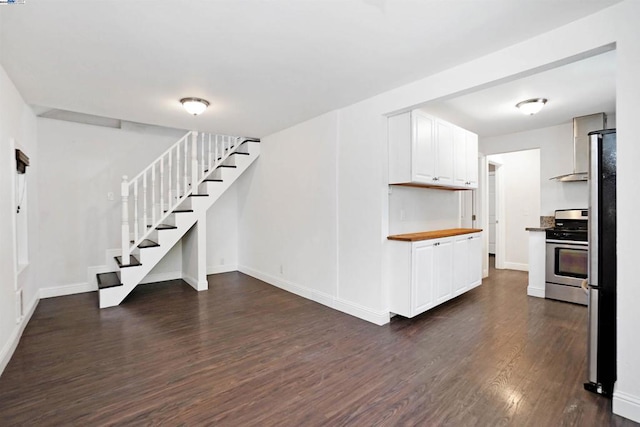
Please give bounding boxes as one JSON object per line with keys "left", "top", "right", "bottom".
{"left": 0, "top": 63, "right": 38, "bottom": 374}
{"left": 481, "top": 123, "right": 587, "bottom": 216}
{"left": 488, "top": 150, "right": 541, "bottom": 270}
{"left": 207, "top": 185, "right": 238, "bottom": 274}
{"left": 388, "top": 186, "right": 460, "bottom": 235}
{"left": 36, "top": 118, "right": 187, "bottom": 295}
{"left": 612, "top": 1, "right": 640, "bottom": 420}
{"left": 237, "top": 111, "right": 339, "bottom": 309}
{"left": 242, "top": 2, "right": 640, "bottom": 420}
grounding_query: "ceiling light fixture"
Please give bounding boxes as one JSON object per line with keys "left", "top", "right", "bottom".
{"left": 516, "top": 98, "right": 548, "bottom": 115}
{"left": 180, "top": 97, "right": 210, "bottom": 116}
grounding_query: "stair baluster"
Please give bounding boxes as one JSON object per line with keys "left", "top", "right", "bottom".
{"left": 191, "top": 131, "right": 198, "bottom": 196}
{"left": 121, "top": 175, "right": 129, "bottom": 265}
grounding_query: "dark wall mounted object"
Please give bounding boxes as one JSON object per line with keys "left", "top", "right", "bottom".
{"left": 16, "top": 149, "right": 29, "bottom": 174}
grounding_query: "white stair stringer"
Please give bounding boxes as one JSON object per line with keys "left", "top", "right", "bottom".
{"left": 99, "top": 141, "right": 260, "bottom": 308}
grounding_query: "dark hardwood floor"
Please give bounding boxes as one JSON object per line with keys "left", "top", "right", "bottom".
{"left": 0, "top": 263, "right": 636, "bottom": 426}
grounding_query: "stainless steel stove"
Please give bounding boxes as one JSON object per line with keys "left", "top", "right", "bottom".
{"left": 545, "top": 209, "right": 588, "bottom": 305}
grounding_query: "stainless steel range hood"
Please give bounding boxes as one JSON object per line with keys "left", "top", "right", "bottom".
{"left": 551, "top": 113, "right": 607, "bottom": 182}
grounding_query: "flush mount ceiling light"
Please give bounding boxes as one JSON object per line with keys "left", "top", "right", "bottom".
{"left": 516, "top": 98, "right": 548, "bottom": 115}
{"left": 180, "top": 97, "right": 210, "bottom": 116}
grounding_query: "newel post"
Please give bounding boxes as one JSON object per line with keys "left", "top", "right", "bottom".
{"left": 191, "top": 131, "right": 199, "bottom": 195}
{"left": 121, "top": 175, "right": 130, "bottom": 261}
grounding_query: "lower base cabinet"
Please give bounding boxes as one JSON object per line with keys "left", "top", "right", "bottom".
{"left": 389, "top": 232, "right": 482, "bottom": 318}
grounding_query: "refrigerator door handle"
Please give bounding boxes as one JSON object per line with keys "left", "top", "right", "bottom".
{"left": 588, "top": 287, "right": 599, "bottom": 385}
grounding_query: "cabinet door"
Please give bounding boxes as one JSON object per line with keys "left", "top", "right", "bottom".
{"left": 435, "top": 119, "right": 454, "bottom": 185}
{"left": 453, "top": 236, "right": 469, "bottom": 296}
{"left": 412, "top": 241, "right": 435, "bottom": 315}
{"left": 453, "top": 126, "right": 467, "bottom": 187}
{"left": 435, "top": 239, "right": 454, "bottom": 304}
{"left": 468, "top": 233, "right": 483, "bottom": 288}
{"left": 411, "top": 111, "right": 436, "bottom": 183}
{"left": 466, "top": 131, "right": 479, "bottom": 188}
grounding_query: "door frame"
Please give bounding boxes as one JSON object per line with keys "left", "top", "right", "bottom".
{"left": 479, "top": 154, "right": 506, "bottom": 276}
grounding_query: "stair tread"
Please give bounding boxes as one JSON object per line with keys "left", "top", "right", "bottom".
{"left": 219, "top": 165, "right": 237, "bottom": 168}
{"left": 189, "top": 194, "right": 209, "bottom": 197}
{"left": 115, "top": 254, "right": 141, "bottom": 268}
{"left": 154, "top": 224, "right": 178, "bottom": 230}
{"left": 231, "top": 152, "right": 250, "bottom": 156}
{"left": 204, "top": 179, "right": 223, "bottom": 182}
{"left": 97, "top": 272, "right": 122, "bottom": 289}
{"left": 164, "top": 209, "right": 194, "bottom": 213}
{"left": 138, "top": 239, "right": 160, "bottom": 249}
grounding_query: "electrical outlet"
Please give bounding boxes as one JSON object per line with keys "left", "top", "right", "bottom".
{"left": 400, "top": 209, "right": 406, "bottom": 221}
{"left": 107, "top": 192, "right": 114, "bottom": 201}
{"left": 220, "top": 258, "right": 225, "bottom": 265}
{"left": 280, "top": 264, "right": 284, "bottom": 274}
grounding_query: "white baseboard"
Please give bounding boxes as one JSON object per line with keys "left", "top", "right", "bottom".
{"left": 332, "top": 297, "right": 390, "bottom": 326}
{"left": 614, "top": 390, "right": 640, "bottom": 423}
{"left": 238, "top": 265, "right": 390, "bottom": 326}
{"left": 527, "top": 286, "right": 545, "bottom": 298}
{"left": 40, "top": 282, "right": 96, "bottom": 298}
{"left": 183, "top": 273, "right": 208, "bottom": 291}
{"left": 0, "top": 291, "right": 39, "bottom": 376}
{"left": 504, "top": 262, "right": 528, "bottom": 272}
{"left": 43, "top": 270, "right": 183, "bottom": 300}
{"left": 207, "top": 265, "right": 237, "bottom": 275}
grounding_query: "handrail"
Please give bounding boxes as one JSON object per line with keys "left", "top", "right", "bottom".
{"left": 120, "top": 131, "right": 254, "bottom": 261}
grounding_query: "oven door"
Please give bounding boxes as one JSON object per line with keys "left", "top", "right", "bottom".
{"left": 545, "top": 240, "right": 589, "bottom": 287}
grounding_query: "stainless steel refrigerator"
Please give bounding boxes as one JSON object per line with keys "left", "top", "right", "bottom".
{"left": 585, "top": 129, "right": 616, "bottom": 396}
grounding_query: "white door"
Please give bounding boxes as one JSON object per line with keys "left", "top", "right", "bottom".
{"left": 466, "top": 131, "right": 478, "bottom": 188}
{"left": 468, "top": 234, "right": 483, "bottom": 287}
{"left": 435, "top": 119, "right": 454, "bottom": 185}
{"left": 488, "top": 171, "right": 496, "bottom": 254}
{"left": 453, "top": 126, "right": 467, "bottom": 187}
{"left": 412, "top": 111, "right": 436, "bottom": 183}
{"left": 453, "top": 236, "right": 469, "bottom": 296}
{"left": 435, "top": 239, "right": 454, "bottom": 304}
{"left": 412, "top": 241, "right": 435, "bottom": 315}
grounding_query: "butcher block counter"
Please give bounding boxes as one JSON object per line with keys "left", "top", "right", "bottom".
{"left": 387, "top": 228, "right": 483, "bottom": 242}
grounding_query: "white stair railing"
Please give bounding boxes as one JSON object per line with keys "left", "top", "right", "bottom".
{"left": 120, "top": 130, "right": 248, "bottom": 262}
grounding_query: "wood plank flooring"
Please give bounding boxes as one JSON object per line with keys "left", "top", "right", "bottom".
{"left": 0, "top": 264, "right": 636, "bottom": 426}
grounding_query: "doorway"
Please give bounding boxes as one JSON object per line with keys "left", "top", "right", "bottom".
{"left": 485, "top": 158, "right": 505, "bottom": 271}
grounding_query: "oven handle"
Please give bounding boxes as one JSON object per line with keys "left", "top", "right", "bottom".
{"left": 581, "top": 279, "right": 589, "bottom": 295}
{"left": 546, "top": 239, "right": 589, "bottom": 246}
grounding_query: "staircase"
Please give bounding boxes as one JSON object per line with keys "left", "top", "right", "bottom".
{"left": 96, "top": 131, "right": 260, "bottom": 308}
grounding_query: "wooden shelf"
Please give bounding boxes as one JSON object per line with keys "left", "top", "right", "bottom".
{"left": 387, "top": 228, "right": 482, "bottom": 242}
{"left": 390, "top": 182, "right": 473, "bottom": 191}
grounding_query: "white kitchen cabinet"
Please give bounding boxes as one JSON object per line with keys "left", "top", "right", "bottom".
{"left": 465, "top": 131, "right": 478, "bottom": 188}
{"left": 452, "top": 232, "right": 482, "bottom": 296}
{"left": 412, "top": 111, "right": 437, "bottom": 183}
{"left": 468, "top": 232, "right": 482, "bottom": 288}
{"left": 413, "top": 241, "right": 436, "bottom": 314}
{"left": 389, "top": 231, "right": 482, "bottom": 318}
{"left": 389, "top": 110, "right": 477, "bottom": 189}
{"left": 435, "top": 119, "right": 454, "bottom": 186}
{"left": 453, "top": 127, "right": 478, "bottom": 189}
{"left": 435, "top": 239, "right": 454, "bottom": 303}
{"left": 452, "top": 234, "right": 470, "bottom": 296}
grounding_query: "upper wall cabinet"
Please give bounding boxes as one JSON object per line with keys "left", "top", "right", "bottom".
{"left": 453, "top": 127, "right": 478, "bottom": 188}
{"left": 389, "top": 110, "right": 478, "bottom": 190}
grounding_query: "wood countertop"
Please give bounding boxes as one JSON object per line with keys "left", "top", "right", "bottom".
{"left": 387, "top": 228, "right": 483, "bottom": 242}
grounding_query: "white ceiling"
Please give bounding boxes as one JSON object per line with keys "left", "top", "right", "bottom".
{"left": 420, "top": 49, "right": 617, "bottom": 137}
{"left": 0, "top": 0, "right": 621, "bottom": 137}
